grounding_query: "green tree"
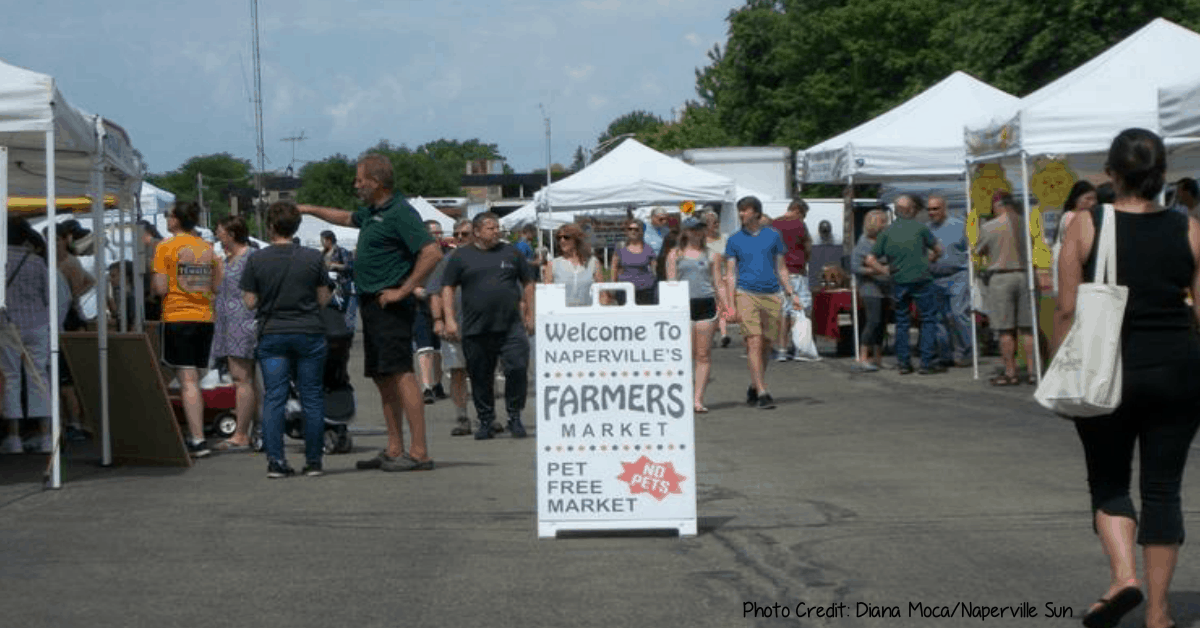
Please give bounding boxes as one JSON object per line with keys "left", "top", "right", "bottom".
{"left": 593, "top": 110, "right": 666, "bottom": 160}
{"left": 569, "top": 145, "right": 587, "bottom": 172}
{"left": 295, "top": 154, "right": 357, "bottom": 210}
{"left": 643, "top": 103, "right": 736, "bottom": 152}
{"left": 358, "top": 138, "right": 507, "bottom": 196}
{"left": 146, "top": 153, "right": 252, "bottom": 222}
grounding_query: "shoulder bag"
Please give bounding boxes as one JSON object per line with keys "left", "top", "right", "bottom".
{"left": 1034, "top": 204, "right": 1126, "bottom": 417}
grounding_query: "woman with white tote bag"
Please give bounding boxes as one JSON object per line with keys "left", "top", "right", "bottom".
{"left": 1054, "top": 129, "right": 1200, "bottom": 628}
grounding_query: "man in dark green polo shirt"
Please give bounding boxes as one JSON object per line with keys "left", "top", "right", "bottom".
{"left": 865, "top": 194, "right": 944, "bottom": 375}
{"left": 299, "top": 153, "right": 442, "bottom": 472}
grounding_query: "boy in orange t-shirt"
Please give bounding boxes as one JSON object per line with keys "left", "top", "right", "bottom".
{"left": 152, "top": 201, "right": 222, "bottom": 458}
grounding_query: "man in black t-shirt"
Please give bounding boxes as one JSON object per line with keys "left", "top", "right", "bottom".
{"left": 442, "top": 212, "right": 535, "bottom": 439}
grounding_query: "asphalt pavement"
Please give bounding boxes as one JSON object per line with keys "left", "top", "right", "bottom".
{"left": 2, "top": 332, "right": 1199, "bottom": 628}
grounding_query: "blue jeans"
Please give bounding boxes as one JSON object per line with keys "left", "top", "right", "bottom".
{"left": 258, "top": 333, "right": 328, "bottom": 465}
{"left": 893, "top": 281, "right": 938, "bottom": 369}
{"left": 933, "top": 271, "right": 973, "bottom": 362}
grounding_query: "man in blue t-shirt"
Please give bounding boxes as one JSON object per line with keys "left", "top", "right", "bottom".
{"left": 725, "top": 196, "right": 803, "bottom": 410}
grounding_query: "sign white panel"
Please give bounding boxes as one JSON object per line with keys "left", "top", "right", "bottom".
{"left": 536, "top": 282, "right": 696, "bottom": 537}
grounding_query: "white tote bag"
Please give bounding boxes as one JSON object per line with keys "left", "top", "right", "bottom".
{"left": 1034, "top": 205, "right": 1126, "bottom": 417}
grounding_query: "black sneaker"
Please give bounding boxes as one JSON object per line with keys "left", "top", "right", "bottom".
{"left": 475, "top": 422, "right": 496, "bottom": 440}
{"left": 432, "top": 383, "right": 448, "bottom": 400}
{"left": 186, "top": 438, "right": 211, "bottom": 459}
{"left": 720, "top": 335, "right": 732, "bottom": 348}
{"left": 898, "top": 364, "right": 915, "bottom": 375}
{"left": 756, "top": 393, "right": 776, "bottom": 410}
{"left": 423, "top": 388, "right": 435, "bottom": 405}
{"left": 508, "top": 417, "right": 527, "bottom": 439}
{"left": 746, "top": 386, "right": 759, "bottom": 406}
{"left": 302, "top": 462, "right": 324, "bottom": 477}
{"left": 918, "top": 365, "right": 947, "bottom": 375}
{"left": 267, "top": 459, "right": 295, "bottom": 479}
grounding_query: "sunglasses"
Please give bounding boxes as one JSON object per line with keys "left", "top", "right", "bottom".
{"left": 626, "top": 227, "right": 641, "bottom": 232}
{"left": 557, "top": 235, "right": 571, "bottom": 240}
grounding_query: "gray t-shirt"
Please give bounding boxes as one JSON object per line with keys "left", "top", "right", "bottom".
{"left": 675, "top": 251, "right": 716, "bottom": 299}
{"left": 441, "top": 242, "right": 534, "bottom": 337}
{"left": 240, "top": 243, "right": 328, "bottom": 335}
{"left": 851, "top": 234, "right": 889, "bottom": 299}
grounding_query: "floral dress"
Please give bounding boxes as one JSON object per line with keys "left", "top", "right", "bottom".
{"left": 211, "top": 250, "right": 257, "bottom": 360}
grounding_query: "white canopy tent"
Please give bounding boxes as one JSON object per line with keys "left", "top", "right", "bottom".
{"left": 408, "top": 196, "right": 455, "bottom": 232}
{"left": 800, "top": 71, "right": 1019, "bottom": 377}
{"left": 802, "top": 71, "right": 1020, "bottom": 184}
{"left": 1, "top": 57, "right": 143, "bottom": 487}
{"left": 139, "top": 181, "right": 175, "bottom": 215}
{"left": 533, "top": 139, "right": 740, "bottom": 239}
{"left": 965, "top": 18, "right": 1200, "bottom": 385}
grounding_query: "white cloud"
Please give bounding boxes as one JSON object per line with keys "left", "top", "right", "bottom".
{"left": 587, "top": 95, "right": 609, "bottom": 110}
{"left": 566, "top": 65, "right": 595, "bottom": 81}
{"left": 684, "top": 32, "right": 703, "bottom": 46}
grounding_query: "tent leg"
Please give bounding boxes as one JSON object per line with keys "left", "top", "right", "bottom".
{"left": 965, "top": 162, "right": 979, "bottom": 381}
{"left": 0, "top": 146, "right": 7, "bottom": 310}
{"left": 847, "top": 177, "right": 860, "bottom": 362}
{"left": 46, "top": 128, "right": 62, "bottom": 489}
{"left": 1019, "top": 152, "right": 1042, "bottom": 383}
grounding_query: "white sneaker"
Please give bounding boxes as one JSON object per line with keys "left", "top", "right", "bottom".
{"left": 1, "top": 435, "right": 23, "bottom": 454}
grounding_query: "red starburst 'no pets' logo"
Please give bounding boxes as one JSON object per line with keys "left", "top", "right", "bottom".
{"left": 617, "top": 456, "right": 686, "bottom": 501}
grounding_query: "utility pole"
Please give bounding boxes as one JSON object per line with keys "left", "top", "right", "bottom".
{"left": 250, "top": 0, "right": 267, "bottom": 238}
{"left": 197, "top": 172, "right": 207, "bottom": 229}
{"left": 539, "top": 104, "right": 551, "bottom": 253}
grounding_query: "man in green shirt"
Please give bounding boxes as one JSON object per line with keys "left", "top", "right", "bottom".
{"left": 299, "top": 153, "right": 443, "bottom": 472}
{"left": 865, "top": 195, "right": 944, "bottom": 375}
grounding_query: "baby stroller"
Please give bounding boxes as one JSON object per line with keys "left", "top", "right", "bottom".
{"left": 253, "top": 307, "right": 356, "bottom": 454}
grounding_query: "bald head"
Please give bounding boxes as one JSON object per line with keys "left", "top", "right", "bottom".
{"left": 894, "top": 195, "right": 921, "bottom": 219}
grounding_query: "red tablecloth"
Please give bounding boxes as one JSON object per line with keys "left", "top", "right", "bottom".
{"left": 810, "top": 290, "right": 854, "bottom": 340}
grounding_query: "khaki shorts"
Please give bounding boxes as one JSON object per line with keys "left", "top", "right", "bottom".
{"left": 736, "top": 291, "right": 783, "bottom": 340}
{"left": 986, "top": 271, "right": 1034, "bottom": 331}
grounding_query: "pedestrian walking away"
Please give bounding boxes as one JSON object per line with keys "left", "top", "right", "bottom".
{"left": 1056, "top": 128, "right": 1200, "bottom": 628}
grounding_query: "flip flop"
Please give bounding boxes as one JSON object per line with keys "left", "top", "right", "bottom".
{"left": 694, "top": 405, "right": 709, "bottom": 414}
{"left": 213, "top": 440, "right": 251, "bottom": 452}
{"left": 989, "top": 374, "right": 1020, "bottom": 386}
{"left": 1082, "top": 586, "right": 1143, "bottom": 628}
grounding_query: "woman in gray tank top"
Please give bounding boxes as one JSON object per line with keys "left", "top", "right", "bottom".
{"left": 543, "top": 223, "right": 604, "bottom": 306}
{"left": 667, "top": 217, "right": 729, "bottom": 413}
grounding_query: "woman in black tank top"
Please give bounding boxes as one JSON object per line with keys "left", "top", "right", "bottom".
{"left": 1056, "top": 129, "right": 1200, "bottom": 628}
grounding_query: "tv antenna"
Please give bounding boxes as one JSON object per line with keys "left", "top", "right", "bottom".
{"left": 280, "top": 130, "right": 307, "bottom": 173}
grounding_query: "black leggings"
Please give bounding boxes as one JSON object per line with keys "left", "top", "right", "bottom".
{"left": 859, "top": 296, "right": 885, "bottom": 346}
{"left": 1074, "top": 344, "right": 1200, "bottom": 544}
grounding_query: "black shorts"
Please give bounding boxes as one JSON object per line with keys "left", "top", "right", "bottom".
{"left": 162, "top": 322, "right": 215, "bottom": 369}
{"left": 413, "top": 302, "right": 441, "bottom": 351}
{"left": 360, "top": 294, "right": 415, "bottom": 378}
{"left": 689, "top": 297, "right": 718, "bottom": 322}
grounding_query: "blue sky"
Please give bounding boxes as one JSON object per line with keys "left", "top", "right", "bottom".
{"left": 3, "top": 0, "right": 742, "bottom": 175}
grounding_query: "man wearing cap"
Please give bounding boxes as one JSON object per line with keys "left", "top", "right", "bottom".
{"left": 320, "top": 230, "right": 356, "bottom": 333}
{"left": 644, "top": 207, "right": 671, "bottom": 256}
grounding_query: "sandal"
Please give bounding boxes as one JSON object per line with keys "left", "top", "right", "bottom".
{"left": 1082, "top": 585, "right": 1142, "bottom": 628}
{"left": 989, "top": 374, "right": 1020, "bottom": 386}
{"left": 213, "top": 439, "right": 250, "bottom": 452}
{"left": 694, "top": 405, "right": 709, "bottom": 414}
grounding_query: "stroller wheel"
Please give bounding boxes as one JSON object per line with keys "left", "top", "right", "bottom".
{"left": 336, "top": 432, "right": 353, "bottom": 454}
{"left": 213, "top": 412, "right": 238, "bottom": 438}
{"left": 323, "top": 429, "right": 339, "bottom": 455}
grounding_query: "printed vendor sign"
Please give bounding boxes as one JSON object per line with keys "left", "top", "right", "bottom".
{"left": 536, "top": 282, "right": 697, "bottom": 537}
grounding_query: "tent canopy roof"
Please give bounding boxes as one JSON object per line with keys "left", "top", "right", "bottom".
{"left": 803, "top": 71, "right": 1018, "bottom": 183}
{"left": 538, "top": 139, "right": 736, "bottom": 210}
{"left": 968, "top": 18, "right": 1200, "bottom": 163}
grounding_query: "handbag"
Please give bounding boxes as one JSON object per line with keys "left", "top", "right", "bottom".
{"left": 1034, "top": 204, "right": 1126, "bottom": 417}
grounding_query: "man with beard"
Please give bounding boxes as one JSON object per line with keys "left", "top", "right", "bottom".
{"left": 298, "top": 153, "right": 442, "bottom": 472}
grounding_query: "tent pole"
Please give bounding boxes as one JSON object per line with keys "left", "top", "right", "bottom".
{"left": 46, "top": 127, "right": 62, "bottom": 489}
{"left": 1019, "top": 151, "right": 1042, "bottom": 383}
{"left": 117, "top": 198, "right": 128, "bottom": 333}
{"left": 91, "top": 120, "right": 111, "bottom": 467}
{"left": 0, "top": 147, "right": 7, "bottom": 310}
{"left": 965, "top": 160, "right": 979, "bottom": 380}
{"left": 847, "top": 175, "right": 860, "bottom": 363}
{"left": 132, "top": 194, "right": 145, "bottom": 334}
